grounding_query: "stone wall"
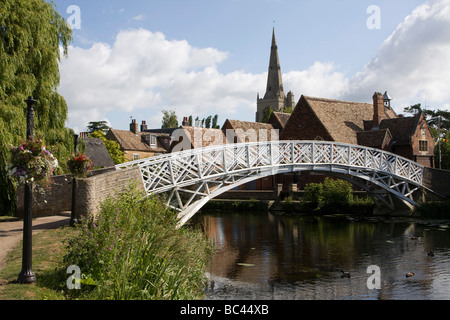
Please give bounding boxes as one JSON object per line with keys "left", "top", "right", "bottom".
{"left": 76, "top": 166, "right": 144, "bottom": 216}
{"left": 423, "top": 167, "right": 450, "bottom": 200}
{"left": 15, "top": 166, "right": 144, "bottom": 218}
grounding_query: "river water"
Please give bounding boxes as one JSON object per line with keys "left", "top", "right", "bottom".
{"left": 190, "top": 211, "right": 450, "bottom": 300}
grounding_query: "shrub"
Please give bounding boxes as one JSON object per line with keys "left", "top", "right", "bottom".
{"left": 63, "top": 184, "right": 211, "bottom": 300}
{"left": 304, "top": 178, "right": 353, "bottom": 213}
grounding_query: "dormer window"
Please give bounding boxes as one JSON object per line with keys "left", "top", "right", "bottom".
{"left": 150, "top": 135, "right": 156, "bottom": 146}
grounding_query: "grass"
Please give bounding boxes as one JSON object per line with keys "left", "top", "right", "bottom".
{"left": 0, "top": 185, "right": 212, "bottom": 300}
{"left": 0, "top": 226, "right": 76, "bottom": 300}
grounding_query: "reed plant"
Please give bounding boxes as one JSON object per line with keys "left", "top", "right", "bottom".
{"left": 63, "top": 184, "right": 211, "bottom": 300}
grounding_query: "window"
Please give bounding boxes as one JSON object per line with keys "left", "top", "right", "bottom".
{"left": 133, "top": 154, "right": 140, "bottom": 161}
{"left": 419, "top": 140, "right": 428, "bottom": 152}
{"left": 150, "top": 135, "right": 157, "bottom": 146}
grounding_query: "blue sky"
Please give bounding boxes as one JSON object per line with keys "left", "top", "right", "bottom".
{"left": 50, "top": 0, "right": 450, "bottom": 132}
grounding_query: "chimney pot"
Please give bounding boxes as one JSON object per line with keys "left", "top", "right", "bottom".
{"left": 130, "top": 119, "right": 138, "bottom": 134}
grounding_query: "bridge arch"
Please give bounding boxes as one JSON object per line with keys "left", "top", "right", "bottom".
{"left": 116, "top": 141, "right": 425, "bottom": 227}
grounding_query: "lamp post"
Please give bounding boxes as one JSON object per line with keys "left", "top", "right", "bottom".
{"left": 438, "top": 116, "right": 442, "bottom": 170}
{"left": 18, "top": 96, "right": 37, "bottom": 284}
{"left": 70, "top": 134, "right": 79, "bottom": 227}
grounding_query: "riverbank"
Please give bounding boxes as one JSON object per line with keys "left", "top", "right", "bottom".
{"left": 202, "top": 198, "right": 375, "bottom": 216}
{"left": 202, "top": 198, "right": 450, "bottom": 219}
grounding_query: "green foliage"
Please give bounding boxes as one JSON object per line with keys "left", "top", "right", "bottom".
{"left": 87, "top": 121, "right": 110, "bottom": 134}
{"left": 89, "top": 130, "right": 126, "bottom": 165}
{"left": 435, "top": 131, "right": 450, "bottom": 170}
{"left": 63, "top": 185, "right": 211, "bottom": 300}
{"left": 0, "top": 0, "right": 73, "bottom": 215}
{"left": 212, "top": 114, "right": 220, "bottom": 129}
{"left": 416, "top": 200, "right": 450, "bottom": 219}
{"left": 161, "top": 110, "right": 179, "bottom": 129}
{"left": 304, "top": 178, "right": 354, "bottom": 213}
{"left": 261, "top": 106, "right": 273, "bottom": 123}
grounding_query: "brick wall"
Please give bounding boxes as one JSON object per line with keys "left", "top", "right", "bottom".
{"left": 16, "top": 167, "right": 144, "bottom": 218}
{"left": 423, "top": 167, "right": 450, "bottom": 199}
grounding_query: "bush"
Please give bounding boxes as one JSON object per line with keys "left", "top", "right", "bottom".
{"left": 63, "top": 185, "right": 211, "bottom": 300}
{"left": 304, "top": 178, "right": 354, "bottom": 213}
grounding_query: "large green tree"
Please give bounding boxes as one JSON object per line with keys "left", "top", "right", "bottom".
{"left": 161, "top": 110, "right": 179, "bottom": 129}
{"left": 0, "top": 0, "right": 73, "bottom": 215}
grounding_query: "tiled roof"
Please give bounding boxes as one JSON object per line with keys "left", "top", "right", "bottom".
{"left": 169, "top": 126, "right": 226, "bottom": 152}
{"left": 269, "top": 112, "right": 290, "bottom": 130}
{"left": 379, "top": 116, "right": 418, "bottom": 145}
{"left": 107, "top": 129, "right": 165, "bottom": 152}
{"left": 302, "top": 96, "right": 396, "bottom": 145}
{"left": 84, "top": 138, "right": 115, "bottom": 167}
{"left": 357, "top": 129, "right": 392, "bottom": 149}
{"left": 223, "top": 119, "right": 279, "bottom": 142}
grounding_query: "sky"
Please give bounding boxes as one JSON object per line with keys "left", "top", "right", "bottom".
{"left": 49, "top": 0, "right": 450, "bottom": 133}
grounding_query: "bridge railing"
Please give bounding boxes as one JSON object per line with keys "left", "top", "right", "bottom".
{"left": 116, "top": 141, "right": 424, "bottom": 194}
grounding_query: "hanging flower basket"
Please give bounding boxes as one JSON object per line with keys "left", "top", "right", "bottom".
{"left": 67, "top": 153, "right": 93, "bottom": 178}
{"left": 6, "top": 138, "right": 59, "bottom": 189}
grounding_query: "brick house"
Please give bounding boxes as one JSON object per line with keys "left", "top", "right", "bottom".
{"left": 106, "top": 119, "right": 168, "bottom": 162}
{"left": 280, "top": 92, "right": 435, "bottom": 168}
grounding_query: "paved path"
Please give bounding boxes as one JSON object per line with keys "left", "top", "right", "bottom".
{"left": 0, "top": 214, "right": 71, "bottom": 273}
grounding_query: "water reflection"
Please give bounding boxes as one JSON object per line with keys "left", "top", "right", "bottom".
{"left": 191, "top": 212, "right": 450, "bottom": 300}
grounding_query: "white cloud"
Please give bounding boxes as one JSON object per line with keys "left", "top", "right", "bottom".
{"left": 60, "top": 28, "right": 262, "bottom": 131}
{"left": 343, "top": 0, "right": 450, "bottom": 109}
{"left": 283, "top": 62, "right": 349, "bottom": 100}
{"left": 132, "top": 14, "right": 145, "bottom": 21}
{"left": 60, "top": 0, "right": 450, "bottom": 132}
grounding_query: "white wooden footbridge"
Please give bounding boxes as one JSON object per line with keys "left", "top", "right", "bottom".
{"left": 116, "top": 141, "right": 425, "bottom": 227}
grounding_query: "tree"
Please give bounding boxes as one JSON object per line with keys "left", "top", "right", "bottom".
{"left": 87, "top": 121, "right": 110, "bottom": 134}
{"left": 89, "top": 131, "right": 126, "bottom": 165}
{"left": 0, "top": 0, "right": 73, "bottom": 215}
{"left": 161, "top": 110, "right": 178, "bottom": 129}
{"left": 404, "top": 104, "right": 450, "bottom": 137}
{"left": 188, "top": 115, "right": 193, "bottom": 126}
{"left": 212, "top": 114, "right": 220, "bottom": 129}
{"left": 205, "top": 115, "right": 212, "bottom": 129}
{"left": 261, "top": 106, "right": 274, "bottom": 123}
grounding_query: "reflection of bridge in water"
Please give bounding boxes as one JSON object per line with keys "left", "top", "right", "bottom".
{"left": 116, "top": 140, "right": 426, "bottom": 227}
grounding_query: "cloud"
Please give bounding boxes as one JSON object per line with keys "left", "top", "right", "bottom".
{"left": 60, "top": 0, "right": 450, "bottom": 132}
{"left": 60, "top": 28, "right": 266, "bottom": 131}
{"left": 343, "top": 0, "right": 450, "bottom": 109}
{"left": 283, "top": 62, "right": 349, "bottom": 99}
{"left": 132, "top": 14, "right": 145, "bottom": 21}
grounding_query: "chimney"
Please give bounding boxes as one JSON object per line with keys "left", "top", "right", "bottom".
{"left": 372, "top": 92, "right": 385, "bottom": 129}
{"left": 130, "top": 119, "right": 138, "bottom": 134}
{"left": 141, "top": 120, "right": 148, "bottom": 132}
{"left": 182, "top": 116, "right": 190, "bottom": 126}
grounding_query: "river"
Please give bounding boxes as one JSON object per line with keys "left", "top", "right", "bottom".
{"left": 189, "top": 211, "right": 450, "bottom": 300}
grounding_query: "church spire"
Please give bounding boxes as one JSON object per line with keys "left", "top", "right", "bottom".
{"left": 264, "top": 28, "right": 285, "bottom": 100}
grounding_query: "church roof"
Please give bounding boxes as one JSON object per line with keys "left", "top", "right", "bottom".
{"left": 263, "top": 28, "right": 285, "bottom": 100}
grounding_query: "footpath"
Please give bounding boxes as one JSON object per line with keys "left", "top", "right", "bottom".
{"left": 0, "top": 214, "right": 71, "bottom": 273}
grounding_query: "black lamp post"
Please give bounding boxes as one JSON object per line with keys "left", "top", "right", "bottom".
{"left": 70, "top": 134, "right": 79, "bottom": 227}
{"left": 18, "top": 96, "right": 37, "bottom": 284}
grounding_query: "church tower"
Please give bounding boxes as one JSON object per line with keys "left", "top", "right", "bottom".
{"left": 256, "top": 28, "right": 295, "bottom": 122}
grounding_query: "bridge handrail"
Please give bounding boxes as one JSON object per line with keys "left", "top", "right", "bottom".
{"left": 116, "top": 140, "right": 425, "bottom": 189}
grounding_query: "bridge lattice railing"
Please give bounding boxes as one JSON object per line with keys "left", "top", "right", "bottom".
{"left": 116, "top": 141, "right": 424, "bottom": 195}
